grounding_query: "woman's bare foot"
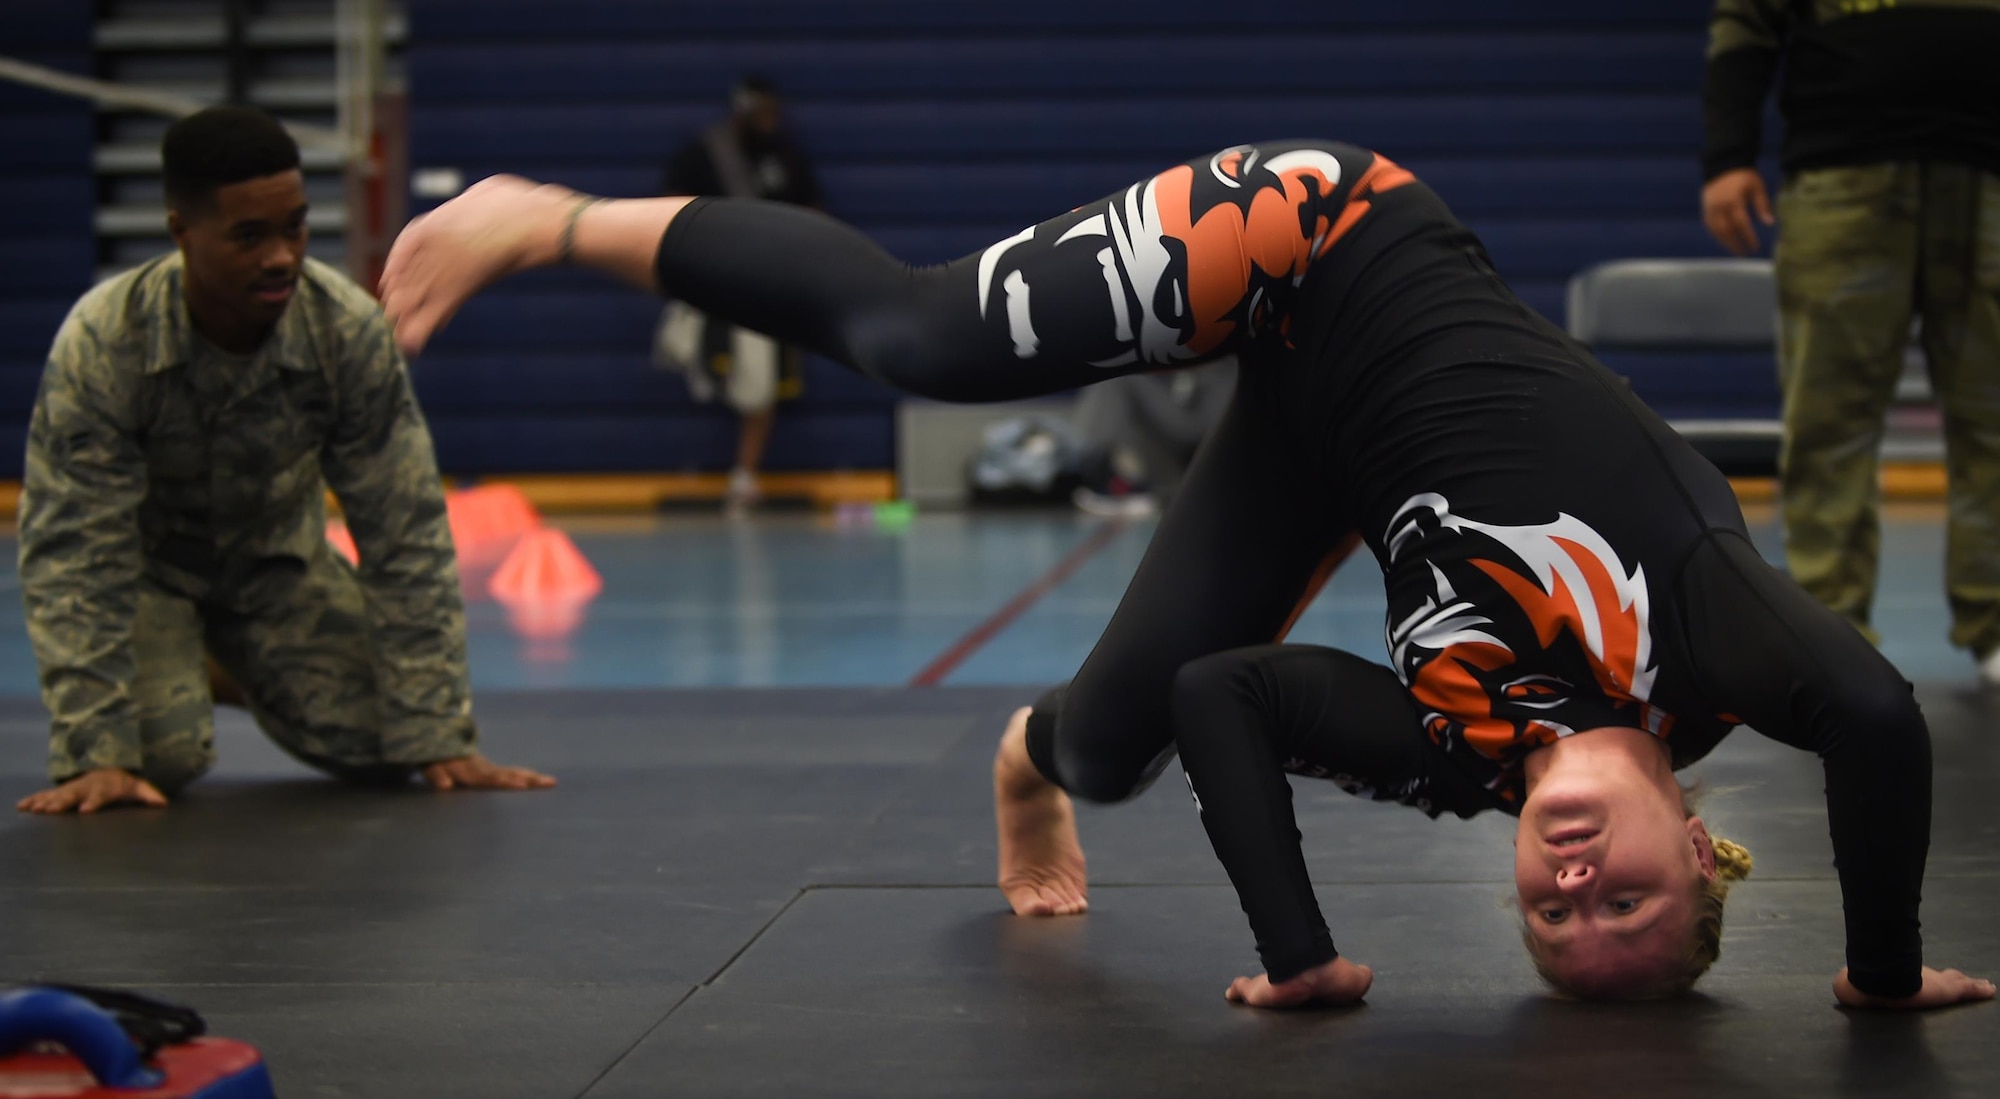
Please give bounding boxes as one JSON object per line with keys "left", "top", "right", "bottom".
{"left": 380, "top": 175, "right": 576, "bottom": 354}
{"left": 1225, "top": 956, "right": 1374, "bottom": 1009}
{"left": 994, "top": 706, "right": 1088, "bottom": 917}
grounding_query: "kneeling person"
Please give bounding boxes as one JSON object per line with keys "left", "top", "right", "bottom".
{"left": 16, "top": 107, "right": 552, "bottom": 815}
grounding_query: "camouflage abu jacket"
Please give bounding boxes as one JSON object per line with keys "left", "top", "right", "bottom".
{"left": 20, "top": 253, "right": 475, "bottom": 772}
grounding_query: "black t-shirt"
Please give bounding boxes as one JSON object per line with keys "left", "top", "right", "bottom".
{"left": 1703, "top": 0, "right": 2000, "bottom": 179}
{"left": 665, "top": 124, "right": 822, "bottom": 207}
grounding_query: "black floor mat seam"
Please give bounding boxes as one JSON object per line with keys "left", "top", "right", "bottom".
{"left": 699, "top": 887, "right": 810, "bottom": 988}
{"left": 571, "top": 984, "right": 698, "bottom": 1099}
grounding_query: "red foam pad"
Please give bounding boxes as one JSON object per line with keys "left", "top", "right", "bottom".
{"left": 0, "top": 1039, "right": 271, "bottom": 1098}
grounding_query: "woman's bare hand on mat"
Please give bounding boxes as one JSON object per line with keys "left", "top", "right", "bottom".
{"left": 1225, "top": 956, "right": 1373, "bottom": 1009}
{"left": 420, "top": 753, "right": 557, "bottom": 792}
{"left": 1835, "top": 967, "right": 1997, "bottom": 1010}
{"left": 16, "top": 769, "right": 170, "bottom": 815}
{"left": 380, "top": 174, "right": 577, "bottom": 356}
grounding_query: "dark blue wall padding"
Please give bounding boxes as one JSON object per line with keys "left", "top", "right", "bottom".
{"left": 0, "top": 302, "right": 74, "bottom": 359}
{"left": 411, "top": 0, "right": 1711, "bottom": 37}
{"left": 413, "top": 356, "right": 896, "bottom": 415}
{"left": 0, "top": 3, "right": 93, "bottom": 478}
{"left": 0, "top": 2, "right": 91, "bottom": 40}
{"left": 425, "top": 411, "right": 894, "bottom": 473}
{"left": 0, "top": 361, "right": 44, "bottom": 405}
{"left": 0, "top": 114, "right": 94, "bottom": 169}
{"left": 408, "top": 36, "right": 1707, "bottom": 100}
{"left": 406, "top": 0, "right": 1763, "bottom": 475}
{"left": 412, "top": 99, "right": 1704, "bottom": 162}
{"left": 0, "top": 176, "right": 93, "bottom": 234}
{"left": 1597, "top": 351, "right": 1783, "bottom": 421}
{"left": 433, "top": 155, "right": 1704, "bottom": 224}
{"left": 0, "top": 239, "right": 96, "bottom": 294}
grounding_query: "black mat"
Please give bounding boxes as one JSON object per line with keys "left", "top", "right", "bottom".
{"left": 2, "top": 685, "right": 1996, "bottom": 1097}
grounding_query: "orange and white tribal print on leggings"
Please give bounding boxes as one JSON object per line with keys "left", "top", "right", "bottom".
{"left": 971, "top": 142, "right": 1416, "bottom": 370}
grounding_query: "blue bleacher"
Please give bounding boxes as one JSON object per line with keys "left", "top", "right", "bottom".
{"left": 412, "top": 98, "right": 1703, "bottom": 163}
{"left": 437, "top": 154, "right": 1703, "bottom": 221}
{"left": 407, "top": 35, "right": 1707, "bottom": 101}
{"left": 1595, "top": 351, "right": 1778, "bottom": 421}
{"left": 401, "top": 0, "right": 1754, "bottom": 476}
{"left": 410, "top": 0, "right": 1710, "bottom": 37}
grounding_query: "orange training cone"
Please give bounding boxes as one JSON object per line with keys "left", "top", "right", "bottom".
{"left": 505, "top": 600, "right": 591, "bottom": 647}
{"left": 445, "top": 491, "right": 484, "bottom": 553}
{"left": 449, "top": 484, "right": 543, "bottom": 569}
{"left": 325, "top": 520, "right": 359, "bottom": 566}
{"left": 488, "top": 527, "right": 603, "bottom": 640}
{"left": 470, "top": 483, "right": 542, "bottom": 540}
{"left": 489, "top": 527, "right": 600, "bottom": 602}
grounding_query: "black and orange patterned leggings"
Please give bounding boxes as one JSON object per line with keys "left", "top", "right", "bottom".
{"left": 655, "top": 140, "right": 1409, "bottom": 800}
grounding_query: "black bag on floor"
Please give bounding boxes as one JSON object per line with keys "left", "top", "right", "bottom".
{"left": 966, "top": 415, "right": 1084, "bottom": 506}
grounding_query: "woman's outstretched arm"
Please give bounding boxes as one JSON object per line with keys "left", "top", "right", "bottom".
{"left": 1677, "top": 531, "right": 1993, "bottom": 1008}
{"left": 1171, "top": 643, "right": 1497, "bottom": 1008}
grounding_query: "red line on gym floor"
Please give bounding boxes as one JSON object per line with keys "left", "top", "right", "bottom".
{"left": 907, "top": 519, "right": 1132, "bottom": 687}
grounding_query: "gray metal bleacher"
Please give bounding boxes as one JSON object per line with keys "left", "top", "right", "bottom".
{"left": 0, "top": 2, "right": 404, "bottom": 480}
{"left": 1567, "top": 257, "right": 1942, "bottom": 476}
{"left": 90, "top": 0, "right": 408, "bottom": 278}
{"left": 1566, "top": 258, "right": 1784, "bottom": 475}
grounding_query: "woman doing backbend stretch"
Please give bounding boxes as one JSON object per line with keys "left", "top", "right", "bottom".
{"left": 380, "top": 140, "right": 1992, "bottom": 1011}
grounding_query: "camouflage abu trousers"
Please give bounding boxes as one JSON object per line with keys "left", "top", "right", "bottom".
{"left": 104, "top": 553, "right": 411, "bottom": 793}
{"left": 1775, "top": 161, "right": 2000, "bottom": 655}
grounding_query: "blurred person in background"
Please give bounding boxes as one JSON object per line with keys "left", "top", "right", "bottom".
{"left": 1070, "top": 360, "right": 1237, "bottom": 518}
{"left": 15, "top": 107, "right": 552, "bottom": 815}
{"left": 1701, "top": 0, "right": 2000, "bottom": 684}
{"left": 653, "top": 76, "right": 823, "bottom": 512}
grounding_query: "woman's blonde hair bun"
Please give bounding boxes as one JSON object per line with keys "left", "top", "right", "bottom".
{"left": 1711, "top": 837, "right": 1754, "bottom": 883}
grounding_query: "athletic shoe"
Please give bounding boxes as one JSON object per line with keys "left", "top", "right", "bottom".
{"left": 1979, "top": 647, "right": 2000, "bottom": 688}
{"left": 1073, "top": 484, "right": 1158, "bottom": 519}
{"left": 725, "top": 467, "right": 761, "bottom": 513}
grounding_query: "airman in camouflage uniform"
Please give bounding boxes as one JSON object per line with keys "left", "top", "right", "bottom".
{"left": 1702, "top": 0, "right": 2000, "bottom": 677}
{"left": 16, "top": 106, "right": 552, "bottom": 815}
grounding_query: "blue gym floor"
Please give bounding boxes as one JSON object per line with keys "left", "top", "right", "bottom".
{"left": 0, "top": 501, "right": 1976, "bottom": 697}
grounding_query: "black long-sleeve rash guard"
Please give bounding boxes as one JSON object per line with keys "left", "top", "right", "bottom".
{"left": 651, "top": 140, "right": 1931, "bottom": 999}
{"left": 1174, "top": 525, "right": 1929, "bottom": 997}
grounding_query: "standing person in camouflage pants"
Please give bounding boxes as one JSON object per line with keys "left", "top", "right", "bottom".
{"left": 1702, "top": 0, "right": 2000, "bottom": 683}
{"left": 14, "top": 107, "right": 554, "bottom": 815}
